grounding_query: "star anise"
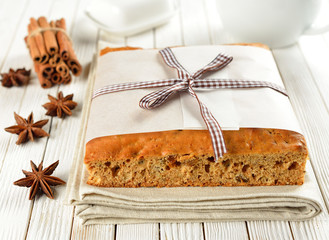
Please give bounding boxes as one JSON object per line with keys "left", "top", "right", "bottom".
{"left": 14, "top": 160, "right": 65, "bottom": 200}
{"left": 4, "top": 112, "right": 49, "bottom": 145}
{"left": 42, "top": 91, "right": 77, "bottom": 118}
{"left": 1, "top": 68, "right": 31, "bottom": 87}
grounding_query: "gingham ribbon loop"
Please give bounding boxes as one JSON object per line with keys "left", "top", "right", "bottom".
{"left": 192, "top": 52, "right": 233, "bottom": 79}
{"left": 139, "top": 82, "right": 186, "bottom": 109}
{"left": 139, "top": 48, "right": 238, "bottom": 159}
{"left": 92, "top": 47, "right": 288, "bottom": 161}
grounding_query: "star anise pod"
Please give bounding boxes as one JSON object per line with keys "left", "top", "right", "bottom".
{"left": 14, "top": 160, "right": 65, "bottom": 200}
{"left": 4, "top": 112, "right": 49, "bottom": 145}
{"left": 1, "top": 68, "right": 31, "bottom": 87}
{"left": 42, "top": 91, "right": 77, "bottom": 118}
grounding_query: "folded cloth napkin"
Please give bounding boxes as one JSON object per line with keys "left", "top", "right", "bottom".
{"left": 67, "top": 155, "right": 323, "bottom": 225}
{"left": 65, "top": 42, "right": 323, "bottom": 225}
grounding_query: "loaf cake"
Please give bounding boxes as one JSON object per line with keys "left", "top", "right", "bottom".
{"left": 84, "top": 44, "right": 308, "bottom": 187}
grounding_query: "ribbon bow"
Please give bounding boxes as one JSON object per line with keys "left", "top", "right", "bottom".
{"left": 93, "top": 47, "right": 288, "bottom": 160}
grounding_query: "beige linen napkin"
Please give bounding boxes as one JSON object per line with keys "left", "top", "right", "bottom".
{"left": 64, "top": 45, "right": 323, "bottom": 225}
{"left": 68, "top": 162, "right": 323, "bottom": 225}
{"left": 66, "top": 142, "right": 323, "bottom": 225}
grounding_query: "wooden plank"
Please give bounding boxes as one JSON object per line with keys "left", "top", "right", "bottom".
{"left": 290, "top": 218, "right": 329, "bottom": 240}
{"left": 273, "top": 40, "right": 329, "bottom": 239}
{"left": 160, "top": 223, "right": 204, "bottom": 240}
{"left": 104, "top": 18, "right": 161, "bottom": 240}
{"left": 0, "top": 0, "right": 29, "bottom": 69}
{"left": 126, "top": 30, "right": 154, "bottom": 49}
{"left": 23, "top": 0, "right": 84, "bottom": 239}
{"left": 93, "top": 30, "right": 160, "bottom": 240}
{"left": 183, "top": 0, "right": 250, "bottom": 238}
{"left": 26, "top": 200, "right": 74, "bottom": 239}
{"left": 74, "top": 9, "right": 157, "bottom": 240}
{"left": 154, "top": 6, "right": 183, "bottom": 48}
{"left": 27, "top": 1, "right": 103, "bottom": 239}
{"left": 294, "top": 29, "right": 329, "bottom": 240}
{"left": 99, "top": 24, "right": 159, "bottom": 240}
{"left": 272, "top": 45, "right": 329, "bottom": 211}
{"left": 179, "top": 0, "right": 211, "bottom": 45}
{"left": 47, "top": 0, "right": 79, "bottom": 31}
{"left": 204, "top": 0, "right": 294, "bottom": 237}
{"left": 156, "top": 2, "right": 207, "bottom": 239}
{"left": 157, "top": 2, "right": 206, "bottom": 237}
{"left": 71, "top": 219, "right": 115, "bottom": 240}
{"left": 0, "top": 0, "right": 61, "bottom": 239}
{"left": 67, "top": 29, "right": 125, "bottom": 240}
{"left": 0, "top": 0, "right": 33, "bottom": 173}
{"left": 298, "top": 35, "right": 329, "bottom": 110}
{"left": 247, "top": 221, "right": 293, "bottom": 240}
{"left": 202, "top": 0, "right": 236, "bottom": 45}
{"left": 296, "top": 35, "right": 329, "bottom": 209}
{"left": 208, "top": 9, "right": 324, "bottom": 236}
{"left": 203, "top": 222, "right": 249, "bottom": 240}
{"left": 116, "top": 224, "right": 159, "bottom": 240}
{"left": 66, "top": 27, "right": 121, "bottom": 238}
{"left": 247, "top": 41, "right": 329, "bottom": 240}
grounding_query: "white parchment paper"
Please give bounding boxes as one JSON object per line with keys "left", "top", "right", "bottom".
{"left": 85, "top": 45, "right": 301, "bottom": 143}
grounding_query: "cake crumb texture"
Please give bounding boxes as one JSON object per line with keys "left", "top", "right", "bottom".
{"left": 84, "top": 129, "right": 308, "bottom": 187}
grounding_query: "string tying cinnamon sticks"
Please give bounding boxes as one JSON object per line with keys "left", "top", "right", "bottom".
{"left": 25, "top": 17, "right": 82, "bottom": 88}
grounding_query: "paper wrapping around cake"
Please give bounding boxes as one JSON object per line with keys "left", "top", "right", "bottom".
{"left": 85, "top": 45, "right": 302, "bottom": 143}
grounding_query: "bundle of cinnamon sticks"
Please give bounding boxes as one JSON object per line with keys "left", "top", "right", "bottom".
{"left": 25, "top": 17, "right": 82, "bottom": 88}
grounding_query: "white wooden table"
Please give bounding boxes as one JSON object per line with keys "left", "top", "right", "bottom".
{"left": 1, "top": 0, "right": 329, "bottom": 239}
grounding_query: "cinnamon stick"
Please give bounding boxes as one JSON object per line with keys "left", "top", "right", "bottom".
{"left": 29, "top": 18, "right": 49, "bottom": 64}
{"left": 38, "top": 16, "right": 58, "bottom": 55}
{"left": 51, "top": 72, "right": 62, "bottom": 84}
{"left": 66, "top": 44, "right": 82, "bottom": 76}
{"left": 63, "top": 75, "right": 71, "bottom": 84}
{"left": 35, "top": 64, "right": 52, "bottom": 88}
{"left": 56, "top": 31, "right": 70, "bottom": 61}
{"left": 25, "top": 33, "right": 41, "bottom": 63}
{"left": 66, "top": 55, "right": 82, "bottom": 76}
{"left": 55, "top": 19, "right": 70, "bottom": 61}
{"left": 26, "top": 17, "right": 82, "bottom": 88}
{"left": 56, "top": 18, "right": 82, "bottom": 76}
{"left": 49, "top": 54, "right": 61, "bottom": 67}
{"left": 56, "top": 61, "right": 69, "bottom": 78}
{"left": 40, "top": 64, "right": 54, "bottom": 79}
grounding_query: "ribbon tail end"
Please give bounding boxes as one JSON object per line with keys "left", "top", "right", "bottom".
{"left": 214, "top": 145, "right": 227, "bottom": 162}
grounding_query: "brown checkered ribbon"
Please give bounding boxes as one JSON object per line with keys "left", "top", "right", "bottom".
{"left": 93, "top": 47, "right": 288, "bottom": 160}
